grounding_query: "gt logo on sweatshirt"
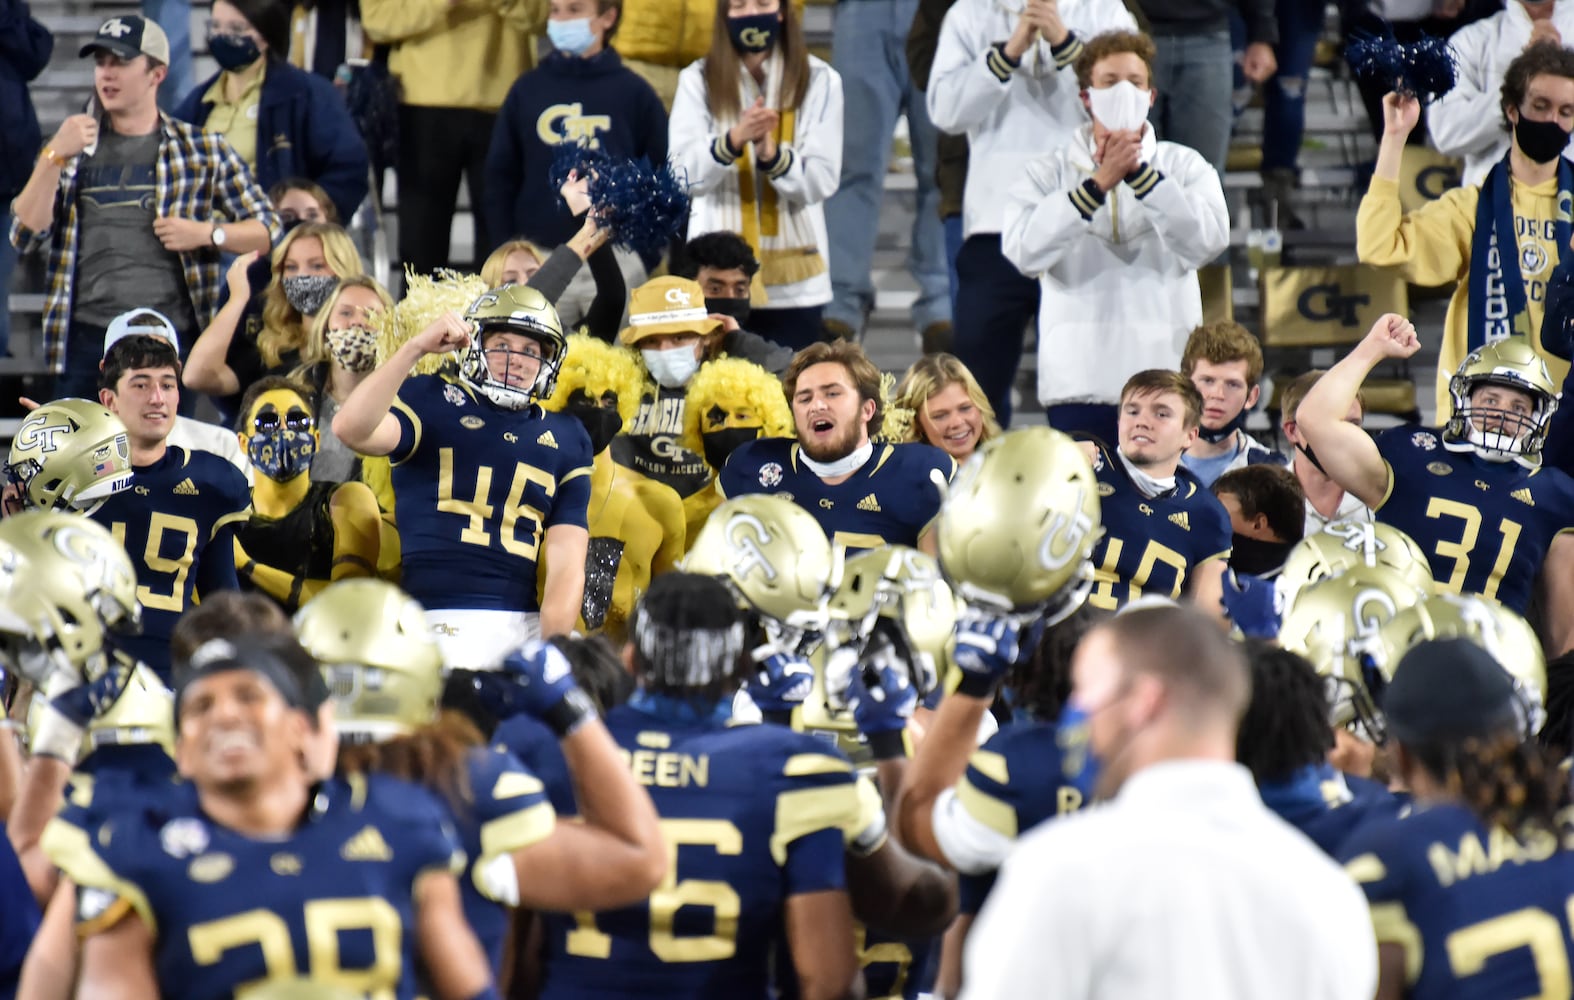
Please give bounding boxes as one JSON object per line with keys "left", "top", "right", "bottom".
{"left": 537, "top": 103, "right": 611, "bottom": 147}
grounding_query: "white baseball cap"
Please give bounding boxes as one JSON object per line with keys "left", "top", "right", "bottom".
{"left": 103, "top": 308, "right": 182, "bottom": 358}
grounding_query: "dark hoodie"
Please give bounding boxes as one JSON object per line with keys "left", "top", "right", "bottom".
{"left": 482, "top": 47, "right": 669, "bottom": 251}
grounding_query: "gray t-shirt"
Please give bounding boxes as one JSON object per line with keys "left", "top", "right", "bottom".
{"left": 309, "top": 390, "right": 360, "bottom": 485}
{"left": 72, "top": 130, "right": 197, "bottom": 331}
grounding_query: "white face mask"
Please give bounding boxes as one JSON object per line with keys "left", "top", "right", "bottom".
{"left": 642, "top": 344, "right": 702, "bottom": 388}
{"left": 1087, "top": 80, "right": 1152, "bottom": 133}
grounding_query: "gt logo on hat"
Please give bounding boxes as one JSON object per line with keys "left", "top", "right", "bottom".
{"left": 79, "top": 14, "right": 172, "bottom": 65}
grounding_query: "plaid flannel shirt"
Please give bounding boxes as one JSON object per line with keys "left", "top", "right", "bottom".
{"left": 8, "top": 114, "right": 282, "bottom": 373}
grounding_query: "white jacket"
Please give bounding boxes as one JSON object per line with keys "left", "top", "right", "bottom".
{"left": 927, "top": 0, "right": 1136, "bottom": 239}
{"left": 1427, "top": 2, "right": 1574, "bottom": 185}
{"left": 669, "top": 56, "right": 843, "bottom": 309}
{"left": 1002, "top": 125, "right": 1230, "bottom": 407}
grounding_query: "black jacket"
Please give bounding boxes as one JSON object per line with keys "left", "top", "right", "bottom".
{"left": 0, "top": 0, "right": 53, "bottom": 201}
{"left": 1134, "top": 0, "right": 1276, "bottom": 45}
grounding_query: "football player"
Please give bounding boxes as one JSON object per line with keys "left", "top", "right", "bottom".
{"left": 540, "top": 335, "right": 686, "bottom": 640}
{"left": 1339, "top": 637, "right": 1574, "bottom": 1000}
{"left": 508, "top": 573, "right": 866, "bottom": 1000}
{"left": 47, "top": 632, "right": 502, "bottom": 999}
{"left": 295, "top": 579, "right": 666, "bottom": 977}
{"left": 332, "top": 285, "right": 593, "bottom": 667}
{"left": 720, "top": 340, "right": 954, "bottom": 554}
{"left": 1082, "top": 370, "right": 1232, "bottom": 617}
{"left": 89, "top": 335, "right": 252, "bottom": 682}
{"left": 232, "top": 377, "right": 381, "bottom": 611}
{"left": 1298, "top": 314, "right": 1574, "bottom": 650}
{"left": 1235, "top": 642, "right": 1399, "bottom": 858}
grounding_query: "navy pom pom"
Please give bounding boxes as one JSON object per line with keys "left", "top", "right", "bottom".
{"left": 547, "top": 141, "right": 690, "bottom": 256}
{"left": 1345, "top": 28, "right": 1456, "bottom": 103}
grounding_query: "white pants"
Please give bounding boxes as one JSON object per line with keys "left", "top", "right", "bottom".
{"left": 425, "top": 609, "right": 540, "bottom": 671}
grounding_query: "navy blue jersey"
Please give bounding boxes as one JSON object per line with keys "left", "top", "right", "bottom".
{"left": 90, "top": 447, "right": 250, "bottom": 682}
{"left": 56, "top": 745, "right": 182, "bottom": 840}
{"left": 1340, "top": 802, "right": 1574, "bottom": 999}
{"left": 43, "top": 772, "right": 463, "bottom": 1000}
{"left": 1258, "top": 764, "right": 1401, "bottom": 858}
{"left": 452, "top": 746, "right": 556, "bottom": 978}
{"left": 0, "top": 827, "right": 39, "bottom": 999}
{"left": 389, "top": 374, "right": 593, "bottom": 612}
{"left": 1085, "top": 443, "right": 1232, "bottom": 611}
{"left": 719, "top": 439, "right": 953, "bottom": 552}
{"left": 1375, "top": 426, "right": 1574, "bottom": 613}
{"left": 504, "top": 699, "right": 868, "bottom": 1000}
{"left": 493, "top": 714, "right": 578, "bottom": 816}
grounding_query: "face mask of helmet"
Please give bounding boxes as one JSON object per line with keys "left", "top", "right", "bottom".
{"left": 283, "top": 274, "right": 339, "bottom": 316}
{"left": 1447, "top": 378, "right": 1551, "bottom": 465}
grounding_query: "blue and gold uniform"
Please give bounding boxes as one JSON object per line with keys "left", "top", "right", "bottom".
{"left": 1258, "top": 764, "right": 1400, "bottom": 859}
{"left": 452, "top": 746, "right": 557, "bottom": 976}
{"left": 1085, "top": 442, "right": 1232, "bottom": 611}
{"left": 42, "top": 772, "right": 464, "bottom": 1000}
{"left": 719, "top": 439, "right": 953, "bottom": 552}
{"left": 1374, "top": 426, "right": 1574, "bottom": 613}
{"left": 1340, "top": 803, "right": 1574, "bottom": 999}
{"left": 501, "top": 697, "right": 868, "bottom": 999}
{"left": 934, "top": 719, "right": 1092, "bottom": 912}
{"left": 388, "top": 373, "right": 593, "bottom": 612}
{"left": 0, "top": 833, "right": 39, "bottom": 997}
{"left": 89, "top": 446, "right": 251, "bottom": 681}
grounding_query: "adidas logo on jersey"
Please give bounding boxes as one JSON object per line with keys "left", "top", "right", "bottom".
{"left": 856, "top": 494, "right": 881, "bottom": 512}
{"left": 537, "top": 431, "right": 558, "bottom": 449}
{"left": 1512, "top": 487, "right": 1535, "bottom": 507}
{"left": 1168, "top": 512, "right": 1190, "bottom": 531}
{"left": 340, "top": 826, "right": 393, "bottom": 862}
{"left": 173, "top": 478, "right": 200, "bottom": 496}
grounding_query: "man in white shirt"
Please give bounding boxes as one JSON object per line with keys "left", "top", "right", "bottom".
{"left": 961, "top": 604, "right": 1377, "bottom": 1000}
{"left": 1278, "top": 369, "right": 1371, "bottom": 537}
{"left": 1429, "top": 0, "right": 1574, "bottom": 184}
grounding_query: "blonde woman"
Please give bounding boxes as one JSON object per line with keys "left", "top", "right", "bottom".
{"left": 184, "top": 221, "right": 364, "bottom": 411}
{"left": 291, "top": 276, "right": 395, "bottom": 484}
{"left": 669, "top": 0, "right": 842, "bottom": 352}
{"left": 893, "top": 353, "right": 1000, "bottom": 463}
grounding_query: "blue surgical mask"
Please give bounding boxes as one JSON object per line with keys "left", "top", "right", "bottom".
{"left": 547, "top": 17, "right": 597, "bottom": 55}
{"left": 641, "top": 345, "right": 702, "bottom": 389}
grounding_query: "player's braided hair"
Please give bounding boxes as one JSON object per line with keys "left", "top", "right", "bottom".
{"left": 1412, "top": 731, "right": 1573, "bottom": 842}
{"left": 1235, "top": 641, "right": 1334, "bottom": 785}
{"left": 1008, "top": 603, "right": 1105, "bottom": 723}
{"left": 337, "top": 710, "right": 483, "bottom": 818}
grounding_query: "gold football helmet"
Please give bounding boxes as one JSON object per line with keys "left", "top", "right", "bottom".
{"left": 0, "top": 511, "right": 141, "bottom": 684}
{"left": 1278, "top": 519, "right": 1433, "bottom": 610}
{"left": 1371, "top": 593, "right": 1547, "bottom": 737}
{"left": 1278, "top": 564, "right": 1425, "bottom": 743}
{"left": 683, "top": 495, "right": 834, "bottom": 637}
{"left": 1445, "top": 338, "right": 1559, "bottom": 467}
{"left": 294, "top": 579, "right": 444, "bottom": 742}
{"left": 460, "top": 285, "right": 568, "bottom": 410}
{"left": 936, "top": 427, "right": 1101, "bottom": 619}
{"left": 5, "top": 400, "right": 133, "bottom": 511}
{"left": 824, "top": 546, "right": 957, "bottom": 700}
{"left": 86, "top": 663, "right": 175, "bottom": 758}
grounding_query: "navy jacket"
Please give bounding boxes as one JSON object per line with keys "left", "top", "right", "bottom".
{"left": 174, "top": 59, "right": 369, "bottom": 222}
{"left": 0, "top": 0, "right": 53, "bottom": 201}
{"left": 483, "top": 47, "right": 668, "bottom": 252}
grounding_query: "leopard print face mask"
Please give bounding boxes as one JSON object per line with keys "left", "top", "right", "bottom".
{"left": 326, "top": 325, "right": 379, "bottom": 373}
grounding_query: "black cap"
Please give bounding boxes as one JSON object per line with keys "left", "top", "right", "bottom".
{"left": 79, "top": 15, "right": 172, "bottom": 63}
{"left": 1383, "top": 638, "right": 1520, "bottom": 745}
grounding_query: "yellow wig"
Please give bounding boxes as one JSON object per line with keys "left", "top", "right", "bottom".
{"left": 374, "top": 269, "right": 489, "bottom": 376}
{"left": 542, "top": 334, "right": 645, "bottom": 429}
{"left": 680, "top": 357, "right": 793, "bottom": 465}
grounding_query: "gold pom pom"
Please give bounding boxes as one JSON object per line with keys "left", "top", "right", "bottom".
{"left": 877, "top": 371, "right": 916, "bottom": 443}
{"left": 376, "top": 268, "right": 489, "bottom": 375}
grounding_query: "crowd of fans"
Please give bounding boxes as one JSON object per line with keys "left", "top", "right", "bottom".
{"left": 4, "top": 0, "right": 1574, "bottom": 997}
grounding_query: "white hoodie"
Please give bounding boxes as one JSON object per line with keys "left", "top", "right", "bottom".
{"left": 1002, "top": 123, "right": 1229, "bottom": 407}
{"left": 927, "top": 0, "right": 1136, "bottom": 239}
{"left": 1427, "top": 1, "right": 1574, "bottom": 185}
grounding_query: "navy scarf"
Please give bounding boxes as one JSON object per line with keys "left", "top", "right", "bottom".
{"left": 1468, "top": 153, "right": 1574, "bottom": 352}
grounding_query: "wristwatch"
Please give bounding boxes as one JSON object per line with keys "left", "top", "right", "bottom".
{"left": 211, "top": 223, "right": 228, "bottom": 248}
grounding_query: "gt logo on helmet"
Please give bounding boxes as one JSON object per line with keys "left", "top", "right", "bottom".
{"left": 726, "top": 513, "right": 779, "bottom": 583}
{"left": 15, "top": 417, "right": 71, "bottom": 455}
{"left": 1038, "top": 487, "right": 1097, "bottom": 571}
